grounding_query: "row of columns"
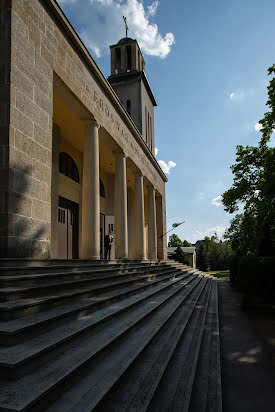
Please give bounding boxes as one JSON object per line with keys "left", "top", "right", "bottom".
{"left": 82, "top": 119, "right": 158, "bottom": 260}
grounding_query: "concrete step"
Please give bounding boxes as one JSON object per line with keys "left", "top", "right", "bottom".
{"left": 0, "top": 262, "right": 165, "bottom": 287}
{"left": 0, "top": 264, "right": 172, "bottom": 301}
{"left": 189, "top": 276, "right": 216, "bottom": 412}
{"left": 0, "top": 272, "right": 198, "bottom": 379}
{"left": 92, "top": 278, "right": 211, "bottom": 412}
{"left": 146, "top": 279, "right": 212, "bottom": 412}
{"left": 0, "top": 275, "right": 204, "bottom": 410}
{"left": 0, "top": 267, "right": 188, "bottom": 320}
{"left": 0, "top": 270, "right": 195, "bottom": 345}
{"left": 44, "top": 278, "right": 208, "bottom": 412}
{"left": 206, "top": 281, "right": 222, "bottom": 412}
{"left": 0, "top": 260, "right": 162, "bottom": 277}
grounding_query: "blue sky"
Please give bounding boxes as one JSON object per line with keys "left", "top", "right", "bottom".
{"left": 57, "top": 0, "right": 275, "bottom": 243}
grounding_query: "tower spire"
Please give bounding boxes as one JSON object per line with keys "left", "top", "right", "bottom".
{"left": 123, "top": 16, "right": 129, "bottom": 37}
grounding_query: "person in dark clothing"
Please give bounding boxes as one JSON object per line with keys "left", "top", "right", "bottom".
{"left": 104, "top": 230, "right": 113, "bottom": 259}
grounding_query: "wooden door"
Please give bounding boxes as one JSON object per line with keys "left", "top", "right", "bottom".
{"left": 57, "top": 197, "right": 79, "bottom": 259}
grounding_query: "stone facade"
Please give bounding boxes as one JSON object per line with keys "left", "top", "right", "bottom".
{"left": 0, "top": 0, "right": 167, "bottom": 260}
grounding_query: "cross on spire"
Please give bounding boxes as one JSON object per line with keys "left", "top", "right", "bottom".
{"left": 123, "top": 16, "right": 129, "bottom": 37}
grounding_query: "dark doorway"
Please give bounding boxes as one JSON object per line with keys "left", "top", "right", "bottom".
{"left": 58, "top": 196, "right": 79, "bottom": 259}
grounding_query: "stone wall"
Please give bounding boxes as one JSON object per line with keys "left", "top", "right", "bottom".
{"left": 0, "top": 0, "right": 11, "bottom": 257}
{"left": 7, "top": 0, "right": 53, "bottom": 257}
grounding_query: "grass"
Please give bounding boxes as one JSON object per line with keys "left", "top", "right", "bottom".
{"left": 206, "top": 270, "right": 230, "bottom": 280}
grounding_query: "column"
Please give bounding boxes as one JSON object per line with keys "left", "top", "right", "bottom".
{"left": 156, "top": 193, "right": 165, "bottom": 260}
{"left": 147, "top": 185, "right": 157, "bottom": 260}
{"left": 134, "top": 172, "right": 145, "bottom": 259}
{"left": 82, "top": 120, "right": 100, "bottom": 259}
{"left": 127, "top": 187, "right": 133, "bottom": 259}
{"left": 114, "top": 151, "right": 128, "bottom": 259}
{"left": 50, "top": 123, "right": 60, "bottom": 258}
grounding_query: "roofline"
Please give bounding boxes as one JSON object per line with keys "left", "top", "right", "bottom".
{"left": 43, "top": 0, "right": 167, "bottom": 182}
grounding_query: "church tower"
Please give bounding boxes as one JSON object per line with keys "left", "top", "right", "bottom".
{"left": 108, "top": 37, "right": 157, "bottom": 153}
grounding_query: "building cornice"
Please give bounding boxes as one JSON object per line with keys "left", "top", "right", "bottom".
{"left": 44, "top": 0, "right": 167, "bottom": 182}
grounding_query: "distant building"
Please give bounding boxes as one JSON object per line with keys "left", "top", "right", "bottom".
{"left": 193, "top": 240, "right": 203, "bottom": 248}
{"left": 167, "top": 247, "right": 196, "bottom": 268}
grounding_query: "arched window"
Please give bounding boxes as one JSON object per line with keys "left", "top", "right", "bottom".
{"left": 59, "top": 152, "right": 79, "bottom": 183}
{"left": 100, "top": 178, "right": 105, "bottom": 198}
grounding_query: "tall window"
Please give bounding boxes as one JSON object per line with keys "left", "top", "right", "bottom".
{"left": 126, "top": 45, "right": 132, "bottom": 71}
{"left": 127, "top": 99, "right": 131, "bottom": 116}
{"left": 115, "top": 48, "right": 121, "bottom": 72}
{"left": 59, "top": 152, "right": 79, "bottom": 183}
{"left": 145, "top": 107, "right": 147, "bottom": 142}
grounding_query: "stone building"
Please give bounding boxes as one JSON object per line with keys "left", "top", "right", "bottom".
{"left": 0, "top": 0, "right": 167, "bottom": 260}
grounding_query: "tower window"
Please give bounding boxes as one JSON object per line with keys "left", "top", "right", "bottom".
{"left": 145, "top": 107, "right": 147, "bottom": 142}
{"left": 127, "top": 99, "right": 131, "bottom": 116}
{"left": 115, "top": 48, "right": 121, "bottom": 72}
{"left": 126, "top": 45, "right": 132, "bottom": 71}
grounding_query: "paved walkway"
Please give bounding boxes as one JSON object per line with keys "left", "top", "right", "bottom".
{"left": 218, "top": 280, "right": 275, "bottom": 412}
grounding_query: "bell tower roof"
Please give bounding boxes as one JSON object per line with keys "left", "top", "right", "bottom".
{"left": 110, "top": 37, "right": 145, "bottom": 76}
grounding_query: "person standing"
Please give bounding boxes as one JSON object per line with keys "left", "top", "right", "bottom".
{"left": 104, "top": 230, "right": 113, "bottom": 259}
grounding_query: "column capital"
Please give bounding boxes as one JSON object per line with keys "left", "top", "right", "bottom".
{"left": 113, "top": 149, "right": 127, "bottom": 159}
{"left": 82, "top": 118, "right": 100, "bottom": 129}
{"left": 134, "top": 170, "right": 143, "bottom": 178}
{"left": 146, "top": 182, "right": 155, "bottom": 192}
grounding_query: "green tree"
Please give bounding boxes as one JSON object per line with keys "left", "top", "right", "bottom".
{"left": 168, "top": 234, "right": 183, "bottom": 247}
{"left": 182, "top": 240, "right": 192, "bottom": 247}
{"left": 196, "top": 241, "right": 210, "bottom": 272}
{"left": 222, "top": 65, "right": 275, "bottom": 256}
{"left": 197, "top": 235, "right": 232, "bottom": 271}
{"left": 172, "top": 246, "right": 190, "bottom": 265}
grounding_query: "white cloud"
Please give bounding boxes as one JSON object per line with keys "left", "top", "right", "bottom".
{"left": 154, "top": 147, "right": 158, "bottom": 156}
{"left": 147, "top": 1, "right": 158, "bottom": 16}
{"left": 158, "top": 160, "right": 176, "bottom": 174}
{"left": 254, "top": 122, "right": 263, "bottom": 131}
{"left": 229, "top": 90, "right": 245, "bottom": 101}
{"left": 192, "top": 226, "right": 227, "bottom": 242}
{"left": 58, "top": 0, "right": 78, "bottom": 3}
{"left": 211, "top": 195, "right": 222, "bottom": 207}
{"left": 58, "top": 0, "right": 175, "bottom": 59}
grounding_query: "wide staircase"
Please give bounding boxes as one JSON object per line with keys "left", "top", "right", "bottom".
{"left": 0, "top": 259, "right": 222, "bottom": 411}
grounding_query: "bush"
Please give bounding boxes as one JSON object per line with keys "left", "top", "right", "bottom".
{"left": 230, "top": 255, "right": 275, "bottom": 302}
{"left": 172, "top": 247, "right": 190, "bottom": 265}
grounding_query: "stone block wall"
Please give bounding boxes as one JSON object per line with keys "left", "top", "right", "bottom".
{"left": 0, "top": 0, "right": 11, "bottom": 257}
{"left": 5, "top": 0, "right": 53, "bottom": 257}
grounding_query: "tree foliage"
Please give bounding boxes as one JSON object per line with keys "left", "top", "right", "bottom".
{"left": 168, "top": 234, "right": 192, "bottom": 247}
{"left": 172, "top": 246, "right": 190, "bottom": 265}
{"left": 222, "top": 65, "right": 275, "bottom": 257}
{"left": 196, "top": 235, "right": 232, "bottom": 271}
{"left": 168, "top": 234, "right": 183, "bottom": 247}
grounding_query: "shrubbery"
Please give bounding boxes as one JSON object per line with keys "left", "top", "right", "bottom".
{"left": 172, "top": 246, "right": 190, "bottom": 265}
{"left": 230, "top": 256, "right": 275, "bottom": 302}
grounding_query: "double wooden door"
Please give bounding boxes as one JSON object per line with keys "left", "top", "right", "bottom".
{"left": 58, "top": 196, "right": 79, "bottom": 259}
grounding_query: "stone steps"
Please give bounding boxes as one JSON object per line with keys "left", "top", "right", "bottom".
{"left": 0, "top": 270, "right": 193, "bottom": 345}
{"left": 0, "top": 264, "right": 173, "bottom": 301}
{"left": 0, "top": 266, "right": 192, "bottom": 321}
{"left": 0, "top": 260, "right": 222, "bottom": 411}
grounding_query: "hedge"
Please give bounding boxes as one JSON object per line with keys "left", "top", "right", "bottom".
{"left": 230, "top": 256, "right": 275, "bottom": 302}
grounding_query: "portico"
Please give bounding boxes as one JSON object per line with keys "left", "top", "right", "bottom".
{"left": 52, "top": 79, "right": 163, "bottom": 260}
